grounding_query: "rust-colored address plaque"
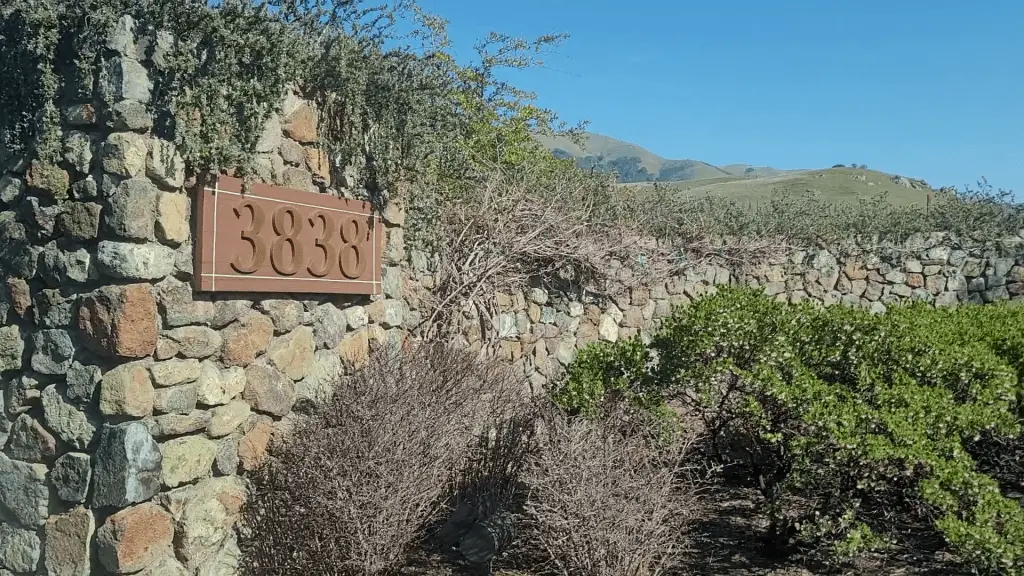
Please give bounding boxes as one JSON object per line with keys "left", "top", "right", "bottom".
{"left": 194, "top": 175, "right": 382, "bottom": 294}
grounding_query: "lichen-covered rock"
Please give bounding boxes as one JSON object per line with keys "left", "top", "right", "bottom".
{"left": 0, "top": 523, "right": 41, "bottom": 573}
{"left": 106, "top": 178, "right": 157, "bottom": 240}
{"left": 159, "top": 476, "right": 246, "bottom": 572}
{"left": 99, "top": 361, "right": 155, "bottom": 418}
{"left": 257, "top": 299, "right": 304, "bottom": 334}
{"left": 106, "top": 99, "right": 153, "bottom": 132}
{"left": 161, "top": 436, "right": 217, "bottom": 488}
{"left": 243, "top": 363, "right": 295, "bottom": 417}
{"left": 154, "top": 384, "right": 198, "bottom": 415}
{"left": 149, "top": 411, "right": 212, "bottom": 439}
{"left": 266, "top": 326, "right": 314, "bottom": 380}
{"left": 44, "top": 506, "right": 94, "bottom": 576}
{"left": 0, "top": 453, "right": 49, "bottom": 527}
{"left": 26, "top": 160, "right": 70, "bottom": 200}
{"left": 163, "top": 326, "right": 223, "bottom": 359}
{"left": 150, "top": 358, "right": 202, "bottom": 388}
{"left": 41, "top": 385, "right": 96, "bottom": 449}
{"left": 98, "top": 240, "right": 177, "bottom": 280}
{"left": 102, "top": 132, "right": 149, "bottom": 178}
{"left": 52, "top": 453, "right": 92, "bottom": 504}
{"left": 58, "top": 201, "right": 102, "bottom": 241}
{"left": 0, "top": 325, "right": 24, "bottom": 372}
{"left": 197, "top": 362, "right": 246, "bottom": 407}
{"left": 90, "top": 422, "right": 162, "bottom": 508}
{"left": 7, "top": 414, "right": 57, "bottom": 463}
{"left": 96, "top": 503, "right": 173, "bottom": 574}
{"left": 207, "top": 401, "right": 251, "bottom": 438}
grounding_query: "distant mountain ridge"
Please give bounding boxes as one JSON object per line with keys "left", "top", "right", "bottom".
{"left": 536, "top": 132, "right": 800, "bottom": 183}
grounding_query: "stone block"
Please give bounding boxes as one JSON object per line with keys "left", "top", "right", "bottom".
{"left": 96, "top": 503, "right": 173, "bottom": 574}
{"left": 90, "top": 422, "right": 162, "bottom": 508}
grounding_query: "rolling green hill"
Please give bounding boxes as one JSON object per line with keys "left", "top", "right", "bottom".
{"left": 537, "top": 131, "right": 934, "bottom": 206}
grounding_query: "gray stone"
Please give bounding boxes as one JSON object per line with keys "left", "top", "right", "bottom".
{"left": 497, "top": 313, "right": 517, "bottom": 339}
{"left": 968, "top": 277, "right": 987, "bottom": 292}
{"left": 345, "top": 305, "right": 368, "bottom": 330}
{"left": 890, "top": 283, "right": 913, "bottom": 298}
{"left": 149, "top": 411, "right": 212, "bottom": 439}
{"left": 106, "top": 99, "right": 153, "bottom": 132}
{"left": 297, "top": 349, "right": 342, "bottom": 406}
{"left": 161, "top": 436, "right": 217, "bottom": 488}
{"left": 988, "top": 274, "right": 1007, "bottom": 288}
{"left": 106, "top": 178, "right": 157, "bottom": 240}
{"left": 947, "top": 275, "right": 968, "bottom": 292}
{"left": 156, "top": 278, "right": 215, "bottom": 327}
{"left": 196, "top": 533, "right": 241, "bottom": 576}
{"left": 150, "top": 359, "right": 202, "bottom": 388}
{"left": 924, "top": 245, "right": 951, "bottom": 264}
{"left": 58, "top": 201, "right": 102, "bottom": 241}
{"left": 935, "top": 292, "right": 959, "bottom": 309}
{"left": 164, "top": 326, "right": 223, "bottom": 359}
{"left": 155, "top": 384, "right": 199, "bottom": 416}
{"left": 8, "top": 414, "right": 57, "bottom": 463}
{"left": 243, "top": 363, "right": 295, "bottom": 418}
{"left": 0, "top": 326, "right": 24, "bottom": 372}
{"left": 42, "top": 386, "right": 96, "bottom": 450}
{"left": 64, "top": 103, "right": 98, "bottom": 127}
{"left": 147, "top": 138, "right": 185, "bottom": 189}
{"left": 0, "top": 524, "right": 41, "bottom": 573}
{"left": 106, "top": 14, "right": 137, "bottom": 56}
{"left": 97, "top": 241, "right": 177, "bottom": 280}
{"left": 0, "top": 175, "right": 23, "bottom": 205}
{"left": 923, "top": 265, "right": 943, "bottom": 276}
{"left": 211, "top": 301, "right": 252, "bottom": 329}
{"left": 312, "top": 303, "right": 347, "bottom": 349}
{"left": 99, "top": 57, "right": 152, "bottom": 104}
{"left": 66, "top": 362, "right": 102, "bottom": 405}
{"left": 4, "top": 374, "right": 40, "bottom": 418}
{"left": 52, "top": 453, "right": 92, "bottom": 504}
{"left": 904, "top": 259, "right": 923, "bottom": 273}
{"left": 884, "top": 271, "right": 907, "bottom": 284}
{"left": 258, "top": 300, "right": 304, "bottom": 334}
{"left": 34, "top": 286, "right": 72, "bottom": 327}
{"left": 599, "top": 315, "right": 619, "bottom": 342}
{"left": 18, "top": 196, "right": 63, "bottom": 239}
{"left": 138, "top": 556, "right": 190, "bottom": 576}
{"left": 0, "top": 453, "right": 49, "bottom": 527}
{"left": 63, "top": 131, "right": 94, "bottom": 175}
{"left": 382, "top": 266, "right": 403, "bottom": 298}
{"left": 207, "top": 401, "right": 251, "bottom": 438}
{"left": 31, "top": 329, "right": 75, "bottom": 374}
{"left": 763, "top": 282, "right": 786, "bottom": 296}
{"left": 90, "top": 422, "right": 163, "bottom": 508}
{"left": 256, "top": 113, "right": 282, "bottom": 153}
{"left": 39, "top": 244, "right": 94, "bottom": 286}
{"left": 983, "top": 286, "right": 1010, "bottom": 303}
{"left": 214, "top": 438, "right": 239, "bottom": 476}
{"left": 102, "top": 132, "right": 149, "bottom": 178}
{"left": 280, "top": 139, "right": 305, "bottom": 165}
{"left": 910, "top": 289, "right": 933, "bottom": 303}
{"left": 196, "top": 362, "right": 246, "bottom": 407}
{"left": 43, "top": 507, "right": 94, "bottom": 576}
{"left": 175, "top": 240, "right": 194, "bottom": 275}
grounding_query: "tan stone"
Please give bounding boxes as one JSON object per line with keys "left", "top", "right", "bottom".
{"left": 906, "top": 273, "right": 925, "bottom": 289}
{"left": 155, "top": 192, "right": 190, "bottom": 245}
{"left": 221, "top": 312, "right": 274, "bottom": 367}
{"left": 96, "top": 503, "right": 174, "bottom": 574}
{"left": 238, "top": 419, "right": 274, "bottom": 471}
{"left": 159, "top": 477, "right": 246, "bottom": 571}
{"left": 843, "top": 260, "right": 868, "bottom": 281}
{"left": 303, "top": 146, "right": 331, "bottom": 183}
{"left": 161, "top": 436, "right": 217, "bottom": 488}
{"left": 338, "top": 329, "right": 370, "bottom": 369}
{"left": 207, "top": 400, "right": 251, "bottom": 438}
{"left": 78, "top": 284, "right": 158, "bottom": 359}
{"left": 266, "top": 326, "right": 314, "bottom": 381}
{"left": 243, "top": 363, "right": 295, "bottom": 417}
{"left": 44, "top": 507, "right": 94, "bottom": 576}
{"left": 100, "top": 362, "right": 155, "bottom": 418}
{"left": 282, "top": 103, "right": 318, "bottom": 143}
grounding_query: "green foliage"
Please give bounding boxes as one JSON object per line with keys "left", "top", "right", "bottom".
{"left": 559, "top": 288, "right": 1024, "bottom": 573}
{"left": 554, "top": 338, "right": 653, "bottom": 417}
{"left": 1, "top": 0, "right": 582, "bottom": 204}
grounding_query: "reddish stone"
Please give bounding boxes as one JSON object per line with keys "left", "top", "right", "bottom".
{"left": 7, "top": 277, "right": 31, "bottom": 317}
{"left": 78, "top": 284, "right": 158, "bottom": 359}
{"left": 221, "top": 313, "right": 274, "bottom": 367}
{"left": 304, "top": 146, "right": 331, "bottom": 184}
{"left": 843, "top": 260, "right": 868, "bottom": 281}
{"left": 906, "top": 273, "right": 925, "bottom": 289}
{"left": 238, "top": 419, "right": 274, "bottom": 471}
{"left": 282, "top": 103, "right": 318, "bottom": 143}
{"left": 95, "top": 503, "right": 174, "bottom": 574}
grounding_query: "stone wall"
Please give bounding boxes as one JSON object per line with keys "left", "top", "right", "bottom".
{"left": 399, "top": 232, "right": 1024, "bottom": 395}
{"left": 0, "top": 16, "right": 408, "bottom": 576}
{"left": 3, "top": 13, "right": 1024, "bottom": 576}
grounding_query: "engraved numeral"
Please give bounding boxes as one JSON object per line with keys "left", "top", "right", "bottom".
{"left": 339, "top": 216, "right": 367, "bottom": 279}
{"left": 307, "top": 211, "right": 338, "bottom": 277}
{"left": 270, "top": 207, "right": 304, "bottom": 276}
{"left": 230, "top": 201, "right": 267, "bottom": 274}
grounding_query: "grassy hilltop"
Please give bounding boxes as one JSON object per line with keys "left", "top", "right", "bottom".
{"left": 538, "top": 131, "right": 935, "bottom": 206}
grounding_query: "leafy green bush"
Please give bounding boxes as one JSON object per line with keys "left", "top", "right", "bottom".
{"left": 556, "top": 288, "right": 1024, "bottom": 573}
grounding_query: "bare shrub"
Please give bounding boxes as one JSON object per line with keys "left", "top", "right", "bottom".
{"left": 239, "top": 342, "right": 526, "bottom": 576}
{"left": 510, "top": 407, "right": 695, "bottom": 576}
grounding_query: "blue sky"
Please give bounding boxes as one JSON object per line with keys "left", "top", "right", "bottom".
{"left": 420, "top": 0, "right": 1023, "bottom": 193}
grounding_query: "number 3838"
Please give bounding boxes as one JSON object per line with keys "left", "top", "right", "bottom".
{"left": 230, "top": 201, "right": 370, "bottom": 279}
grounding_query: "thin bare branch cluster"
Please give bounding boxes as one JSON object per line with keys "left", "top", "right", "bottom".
{"left": 240, "top": 343, "right": 526, "bottom": 576}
